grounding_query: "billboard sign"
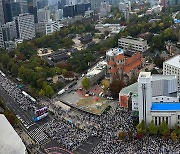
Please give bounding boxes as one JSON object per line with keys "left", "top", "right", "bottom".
{"left": 33, "top": 107, "right": 48, "bottom": 122}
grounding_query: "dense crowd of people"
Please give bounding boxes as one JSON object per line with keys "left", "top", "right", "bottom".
{"left": 0, "top": 72, "right": 179, "bottom": 153}
{"left": 0, "top": 73, "right": 36, "bottom": 111}
{"left": 44, "top": 102, "right": 180, "bottom": 153}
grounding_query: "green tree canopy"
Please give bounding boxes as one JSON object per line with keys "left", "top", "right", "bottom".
{"left": 159, "top": 120, "right": 169, "bottom": 136}
{"left": 136, "top": 120, "right": 146, "bottom": 134}
{"left": 148, "top": 120, "right": 158, "bottom": 135}
{"left": 82, "top": 77, "right": 91, "bottom": 90}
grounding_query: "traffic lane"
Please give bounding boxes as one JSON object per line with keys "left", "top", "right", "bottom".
{"left": 0, "top": 86, "right": 34, "bottom": 125}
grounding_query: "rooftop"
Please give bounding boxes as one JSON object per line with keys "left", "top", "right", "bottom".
{"left": 151, "top": 103, "right": 180, "bottom": 111}
{"left": 164, "top": 55, "right": 180, "bottom": 68}
{"left": 0, "top": 114, "right": 26, "bottom": 154}
{"left": 120, "top": 82, "right": 138, "bottom": 95}
{"left": 86, "top": 60, "right": 106, "bottom": 77}
{"left": 106, "top": 48, "right": 124, "bottom": 57}
{"left": 151, "top": 74, "right": 177, "bottom": 81}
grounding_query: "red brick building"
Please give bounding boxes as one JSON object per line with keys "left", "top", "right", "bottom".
{"left": 106, "top": 48, "right": 143, "bottom": 83}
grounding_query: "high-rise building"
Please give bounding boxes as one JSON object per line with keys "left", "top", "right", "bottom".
{"left": 0, "top": 0, "right": 21, "bottom": 23}
{"left": 0, "top": 0, "right": 5, "bottom": 24}
{"left": 28, "top": 0, "right": 38, "bottom": 23}
{"left": 0, "top": 25, "right": 5, "bottom": 49}
{"left": 74, "top": 3, "right": 85, "bottom": 16}
{"left": 37, "top": 8, "right": 50, "bottom": 22}
{"left": 15, "top": 13, "right": 36, "bottom": 40}
{"left": 99, "top": 1, "right": 111, "bottom": 18}
{"left": 63, "top": 5, "right": 75, "bottom": 17}
{"left": 58, "top": 0, "right": 66, "bottom": 9}
{"left": 19, "top": 0, "right": 28, "bottom": 13}
{"left": 90, "top": 0, "right": 102, "bottom": 11}
{"left": 2, "top": 21, "right": 17, "bottom": 41}
{"left": 37, "top": 0, "right": 48, "bottom": 9}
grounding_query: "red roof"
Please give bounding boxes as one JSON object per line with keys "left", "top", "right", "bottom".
{"left": 125, "top": 52, "right": 141, "bottom": 66}
{"left": 108, "top": 67, "right": 117, "bottom": 73}
{"left": 117, "top": 64, "right": 123, "bottom": 68}
{"left": 115, "top": 54, "right": 124, "bottom": 61}
{"left": 123, "top": 59, "right": 142, "bottom": 73}
{"left": 108, "top": 60, "right": 115, "bottom": 66}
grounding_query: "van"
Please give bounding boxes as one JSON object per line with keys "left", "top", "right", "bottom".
{"left": 58, "top": 89, "right": 65, "bottom": 95}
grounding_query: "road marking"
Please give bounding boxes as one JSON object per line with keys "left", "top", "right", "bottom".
{"left": 78, "top": 148, "right": 87, "bottom": 152}
{"left": 86, "top": 141, "right": 93, "bottom": 145}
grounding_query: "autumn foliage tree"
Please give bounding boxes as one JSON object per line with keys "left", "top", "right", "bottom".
{"left": 109, "top": 80, "right": 125, "bottom": 97}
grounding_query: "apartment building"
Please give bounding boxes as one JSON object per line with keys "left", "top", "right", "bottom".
{"left": 15, "top": 13, "right": 36, "bottom": 40}
{"left": 118, "top": 36, "right": 148, "bottom": 52}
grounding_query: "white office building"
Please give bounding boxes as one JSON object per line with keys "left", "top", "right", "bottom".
{"left": 45, "top": 20, "right": 62, "bottom": 35}
{"left": 138, "top": 72, "right": 180, "bottom": 127}
{"left": 15, "top": 13, "right": 36, "bottom": 40}
{"left": 35, "top": 20, "right": 62, "bottom": 35}
{"left": 37, "top": 8, "right": 50, "bottom": 22}
{"left": 163, "top": 55, "right": 180, "bottom": 86}
{"left": 118, "top": 36, "right": 148, "bottom": 52}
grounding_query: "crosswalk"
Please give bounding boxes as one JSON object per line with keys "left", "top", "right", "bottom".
{"left": 28, "top": 124, "right": 50, "bottom": 145}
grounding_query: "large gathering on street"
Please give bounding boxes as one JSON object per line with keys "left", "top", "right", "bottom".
{"left": 0, "top": 0, "right": 180, "bottom": 153}
{"left": 1, "top": 71, "right": 180, "bottom": 153}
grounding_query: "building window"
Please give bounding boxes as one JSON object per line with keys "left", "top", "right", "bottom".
{"left": 155, "top": 117, "right": 157, "bottom": 125}
{"left": 166, "top": 117, "right": 168, "bottom": 125}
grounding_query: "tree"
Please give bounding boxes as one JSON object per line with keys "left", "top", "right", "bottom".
{"left": 39, "top": 89, "right": 45, "bottom": 96}
{"left": 170, "top": 132, "right": 177, "bottom": 142}
{"left": 148, "top": 120, "right": 158, "bottom": 135}
{"left": 11, "top": 64, "right": 19, "bottom": 77}
{"left": 16, "top": 41, "right": 36, "bottom": 58}
{"left": 109, "top": 80, "right": 125, "bottom": 97}
{"left": 44, "top": 85, "right": 54, "bottom": 97}
{"left": 154, "top": 55, "right": 164, "bottom": 69}
{"left": 159, "top": 120, "right": 169, "bottom": 136}
{"left": 82, "top": 77, "right": 91, "bottom": 90}
{"left": 136, "top": 120, "right": 146, "bottom": 134}
{"left": 118, "top": 132, "right": 126, "bottom": 140}
{"left": 101, "top": 79, "right": 109, "bottom": 93}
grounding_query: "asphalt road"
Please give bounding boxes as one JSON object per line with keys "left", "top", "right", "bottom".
{"left": 75, "top": 137, "right": 101, "bottom": 154}
{"left": 0, "top": 85, "right": 34, "bottom": 126}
